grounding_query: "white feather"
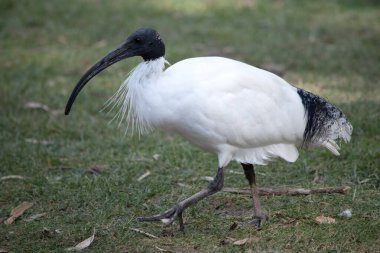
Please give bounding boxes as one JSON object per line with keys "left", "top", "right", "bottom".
{"left": 104, "top": 57, "right": 168, "bottom": 136}
{"left": 107, "top": 56, "right": 348, "bottom": 167}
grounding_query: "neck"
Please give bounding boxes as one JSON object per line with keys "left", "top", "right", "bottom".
{"left": 104, "top": 57, "right": 166, "bottom": 135}
{"left": 133, "top": 57, "right": 166, "bottom": 84}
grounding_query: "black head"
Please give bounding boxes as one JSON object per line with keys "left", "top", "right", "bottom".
{"left": 64, "top": 28, "right": 165, "bottom": 115}
{"left": 127, "top": 28, "right": 165, "bottom": 61}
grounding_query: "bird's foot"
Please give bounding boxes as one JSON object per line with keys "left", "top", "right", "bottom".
{"left": 137, "top": 204, "right": 185, "bottom": 231}
{"left": 248, "top": 213, "right": 268, "bottom": 229}
{"left": 138, "top": 168, "right": 224, "bottom": 231}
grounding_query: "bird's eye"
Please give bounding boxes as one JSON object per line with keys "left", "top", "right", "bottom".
{"left": 134, "top": 37, "right": 142, "bottom": 43}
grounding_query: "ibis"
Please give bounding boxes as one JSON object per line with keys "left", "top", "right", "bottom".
{"left": 65, "top": 28, "right": 352, "bottom": 229}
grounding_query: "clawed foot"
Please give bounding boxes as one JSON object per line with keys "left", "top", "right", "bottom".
{"left": 137, "top": 167, "right": 224, "bottom": 231}
{"left": 137, "top": 204, "right": 185, "bottom": 231}
{"left": 248, "top": 213, "right": 268, "bottom": 228}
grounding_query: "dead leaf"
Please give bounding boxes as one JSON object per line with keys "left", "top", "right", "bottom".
{"left": 315, "top": 215, "right": 336, "bottom": 224}
{"left": 1, "top": 175, "right": 25, "bottom": 181}
{"left": 359, "top": 178, "right": 370, "bottom": 184}
{"left": 230, "top": 237, "right": 259, "bottom": 246}
{"left": 85, "top": 165, "right": 105, "bottom": 174}
{"left": 130, "top": 228, "right": 158, "bottom": 239}
{"left": 137, "top": 171, "right": 151, "bottom": 182}
{"left": 0, "top": 249, "right": 8, "bottom": 253}
{"left": 25, "top": 212, "right": 47, "bottom": 222}
{"left": 220, "top": 237, "right": 236, "bottom": 245}
{"left": 283, "top": 218, "right": 298, "bottom": 226}
{"left": 229, "top": 221, "right": 238, "bottom": 231}
{"left": 233, "top": 238, "right": 249, "bottom": 245}
{"left": 4, "top": 202, "right": 33, "bottom": 224}
{"left": 152, "top": 154, "right": 160, "bottom": 160}
{"left": 65, "top": 228, "right": 95, "bottom": 251}
{"left": 24, "top": 101, "right": 49, "bottom": 112}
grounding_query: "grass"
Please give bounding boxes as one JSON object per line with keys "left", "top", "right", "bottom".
{"left": 0, "top": 0, "right": 379, "bottom": 252}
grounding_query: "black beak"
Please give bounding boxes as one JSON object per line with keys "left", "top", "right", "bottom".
{"left": 65, "top": 44, "right": 132, "bottom": 115}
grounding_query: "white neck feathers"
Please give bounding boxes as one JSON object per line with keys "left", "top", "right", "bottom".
{"left": 104, "top": 57, "right": 167, "bottom": 135}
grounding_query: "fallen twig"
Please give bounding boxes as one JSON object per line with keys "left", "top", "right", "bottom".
{"left": 154, "top": 245, "right": 177, "bottom": 253}
{"left": 223, "top": 186, "right": 350, "bottom": 196}
{"left": 25, "top": 138, "right": 54, "bottom": 145}
{"left": 1, "top": 175, "right": 25, "bottom": 181}
{"left": 129, "top": 228, "right": 158, "bottom": 239}
{"left": 24, "top": 101, "right": 49, "bottom": 112}
{"left": 137, "top": 171, "right": 151, "bottom": 182}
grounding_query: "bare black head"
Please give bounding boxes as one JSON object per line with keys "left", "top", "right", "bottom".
{"left": 127, "top": 28, "right": 165, "bottom": 61}
{"left": 65, "top": 28, "right": 165, "bottom": 115}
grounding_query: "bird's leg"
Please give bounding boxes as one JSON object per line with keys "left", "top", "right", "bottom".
{"left": 241, "top": 163, "right": 268, "bottom": 227}
{"left": 138, "top": 167, "right": 224, "bottom": 230}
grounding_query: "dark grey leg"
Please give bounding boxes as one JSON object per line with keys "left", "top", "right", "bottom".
{"left": 241, "top": 163, "right": 268, "bottom": 227}
{"left": 138, "top": 167, "right": 224, "bottom": 230}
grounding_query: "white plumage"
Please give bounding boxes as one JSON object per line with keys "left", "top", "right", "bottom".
{"left": 106, "top": 56, "right": 349, "bottom": 167}
{"left": 65, "top": 28, "right": 352, "bottom": 229}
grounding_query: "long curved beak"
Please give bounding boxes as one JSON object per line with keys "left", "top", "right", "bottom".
{"left": 65, "top": 44, "right": 132, "bottom": 115}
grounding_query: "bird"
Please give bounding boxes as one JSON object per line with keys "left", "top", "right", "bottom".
{"left": 65, "top": 28, "right": 353, "bottom": 230}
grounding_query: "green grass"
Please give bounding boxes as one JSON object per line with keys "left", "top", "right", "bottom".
{"left": 1, "top": 0, "right": 379, "bottom": 252}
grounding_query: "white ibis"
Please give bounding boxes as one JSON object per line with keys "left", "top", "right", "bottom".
{"left": 65, "top": 28, "right": 352, "bottom": 229}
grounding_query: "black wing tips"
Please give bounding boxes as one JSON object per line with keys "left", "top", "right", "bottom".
{"left": 297, "top": 88, "right": 352, "bottom": 148}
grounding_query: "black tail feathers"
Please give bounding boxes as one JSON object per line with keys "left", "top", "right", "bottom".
{"left": 297, "top": 89, "right": 352, "bottom": 150}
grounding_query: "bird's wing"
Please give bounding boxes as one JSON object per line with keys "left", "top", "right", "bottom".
{"left": 160, "top": 57, "right": 306, "bottom": 150}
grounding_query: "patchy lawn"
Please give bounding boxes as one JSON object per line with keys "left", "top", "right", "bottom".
{"left": 1, "top": 0, "right": 379, "bottom": 252}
